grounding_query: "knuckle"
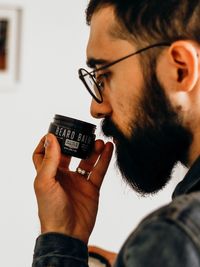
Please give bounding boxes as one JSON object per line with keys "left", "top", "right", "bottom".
{"left": 32, "top": 153, "right": 36, "bottom": 165}
{"left": 33, "top": 178, "right": 40, "bottom": 192}
{"left": 34, "top": 176, "right": 45, "bottom": 193}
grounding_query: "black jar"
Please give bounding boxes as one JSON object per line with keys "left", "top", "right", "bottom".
{"left": 48, "top": 114, "right": 96, "bottom": 159}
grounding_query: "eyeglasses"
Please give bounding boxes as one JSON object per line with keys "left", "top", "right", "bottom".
{"left": 78, "top": 42, "right": 171, "bottom": 103}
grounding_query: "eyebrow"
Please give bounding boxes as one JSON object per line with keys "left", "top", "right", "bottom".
{"left": 86, "top": 57, "right": 111, "bottom": 69}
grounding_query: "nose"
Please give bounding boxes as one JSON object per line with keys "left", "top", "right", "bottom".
{"left": 90, "top": 98, "right": 112, "bottom": 119}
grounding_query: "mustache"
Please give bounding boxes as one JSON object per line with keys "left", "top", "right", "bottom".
{"left": 101, "top": 117, "right": 125, "bottom": 141}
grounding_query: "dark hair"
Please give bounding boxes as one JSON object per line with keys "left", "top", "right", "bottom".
{"left": 86, "top": 0, "right": 200, "bottom": 44}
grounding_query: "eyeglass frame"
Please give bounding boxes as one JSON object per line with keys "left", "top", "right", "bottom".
{"left": 78, "top": 42, "right": 171, "bottom": 104}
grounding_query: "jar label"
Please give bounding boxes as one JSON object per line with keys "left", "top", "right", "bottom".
{"left": 65, "top": 139, "right": 80, "bottom": 149}
{"left": 48, "top": 122, "right": 96, "bottom": 159}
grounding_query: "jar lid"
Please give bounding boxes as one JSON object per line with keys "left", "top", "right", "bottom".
{"left": 53, "top": 114, "right": 96, "bottom": 132}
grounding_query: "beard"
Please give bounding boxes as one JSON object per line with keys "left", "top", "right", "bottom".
{"left": 101, "top": 71, "right": 192, "bottom": 195}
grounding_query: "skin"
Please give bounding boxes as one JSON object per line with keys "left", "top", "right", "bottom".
{"left": 88, "top": 245, "right": 117, "bottom": 265}
{"left": 33, "top": 5, "right": 200, "bottom": 245}
{"left": 33, "top": 134, "right": 113, "bottom": 244}
{"left": 88, "top": 6, "right": 200, "bottom": 165}
{"left": 87, "top": 8, "right": 144, "bottom": 138}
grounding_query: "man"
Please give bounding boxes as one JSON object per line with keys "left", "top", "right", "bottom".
{"left": 32, "top": 1, "right": 200, "bottom": 266}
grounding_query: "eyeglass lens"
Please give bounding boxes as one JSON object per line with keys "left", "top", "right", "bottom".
{"left": 80, "top": 69, "right": 102, "bottom": 102}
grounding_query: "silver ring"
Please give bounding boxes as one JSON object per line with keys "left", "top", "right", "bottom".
{"left": 76, "top": 167, "right": 90, "bottom": 180}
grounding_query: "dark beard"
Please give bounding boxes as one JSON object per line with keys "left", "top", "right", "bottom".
{"left": 101, "top": 72, "right": 192, "bottom": 195}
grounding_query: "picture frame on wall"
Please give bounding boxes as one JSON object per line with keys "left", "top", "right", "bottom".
{"left": 0, "top": 6, "right": 21, "bottom": 88}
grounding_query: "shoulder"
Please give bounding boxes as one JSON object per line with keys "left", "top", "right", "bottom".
{"left": 116, "top": 192, "right": 200, "bottom": 267}
{"left": 143, "top": 191, "right": 200, "bottom": 226}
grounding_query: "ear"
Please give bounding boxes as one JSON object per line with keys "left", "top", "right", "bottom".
{"left": 167, "top": 41, "right": 199, "bottom": 92}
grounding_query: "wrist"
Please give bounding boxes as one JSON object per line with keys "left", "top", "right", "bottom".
{"left": 41, "top": 227, "right": 89, "bottom": 244}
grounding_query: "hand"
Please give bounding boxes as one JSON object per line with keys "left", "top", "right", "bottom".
{"left": 33, "top": 133, "right": 113, "bottom": 244}
{"left": 88, "top": 245, "right": 117, "bottom": 266}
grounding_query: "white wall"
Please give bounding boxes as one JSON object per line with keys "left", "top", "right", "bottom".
{"left": 0, "top": 1, "right": 187, "bottom": 266}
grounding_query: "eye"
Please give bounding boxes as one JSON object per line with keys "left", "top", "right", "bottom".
{"left": 96, "top": 73, "right": 110, "bottom": 90}
{"left": 97, "top": 80, "right": 104, "bottom": 90}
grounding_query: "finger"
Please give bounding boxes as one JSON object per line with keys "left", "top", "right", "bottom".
{"left": 59, "top": 154, "right": 72, "bottom": 170}
{"left": 77, "top": 139, "right": 105, "bottom": 173}
{"left": 32, "top": 135, "right": 46, "bottom": 169}
{"left": 89, "top": 142, "right": 114, "bottom": 188}
{"left": 35, "top": 133, "right": 61, "bottom": 180}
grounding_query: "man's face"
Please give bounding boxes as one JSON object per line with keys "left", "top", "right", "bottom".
{"left": 87, "top": 7, "right": 192, "bottom": 195}
{"left": 101, "top": 71, "right": 192, "bottom": 195}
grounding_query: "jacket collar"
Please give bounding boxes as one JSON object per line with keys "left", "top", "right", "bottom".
{"left": 173, "top": 156, "right": 200, "bottom": 199}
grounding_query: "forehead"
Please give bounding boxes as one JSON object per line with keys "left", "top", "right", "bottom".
{"left": 87, "top": 6, "right": 135, "bottom": 60}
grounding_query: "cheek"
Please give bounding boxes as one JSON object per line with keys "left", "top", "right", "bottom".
{"left": 108, "top": 64, "right": 144, "bottom": 136}
{"left": 110, "top": 85, "right": 141, "bottom": 137}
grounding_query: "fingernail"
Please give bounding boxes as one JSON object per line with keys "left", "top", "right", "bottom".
{"left": 106, "top": 142, "right": 114, "bottom": 151}
{"left": 44, "top": 136, "right": 50, "bottom": 149}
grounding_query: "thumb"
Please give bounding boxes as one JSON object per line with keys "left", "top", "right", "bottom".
{"left": 39, "top": 133, "right": 61, "bottom": 180}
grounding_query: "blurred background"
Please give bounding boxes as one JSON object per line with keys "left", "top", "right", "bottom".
{"left": 0, "top": 1, "right": 187, "bottom": 266}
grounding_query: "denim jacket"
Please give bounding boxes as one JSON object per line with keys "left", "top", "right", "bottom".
{"left": 32, "top": 156, "right": 200, "bottom": 267}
